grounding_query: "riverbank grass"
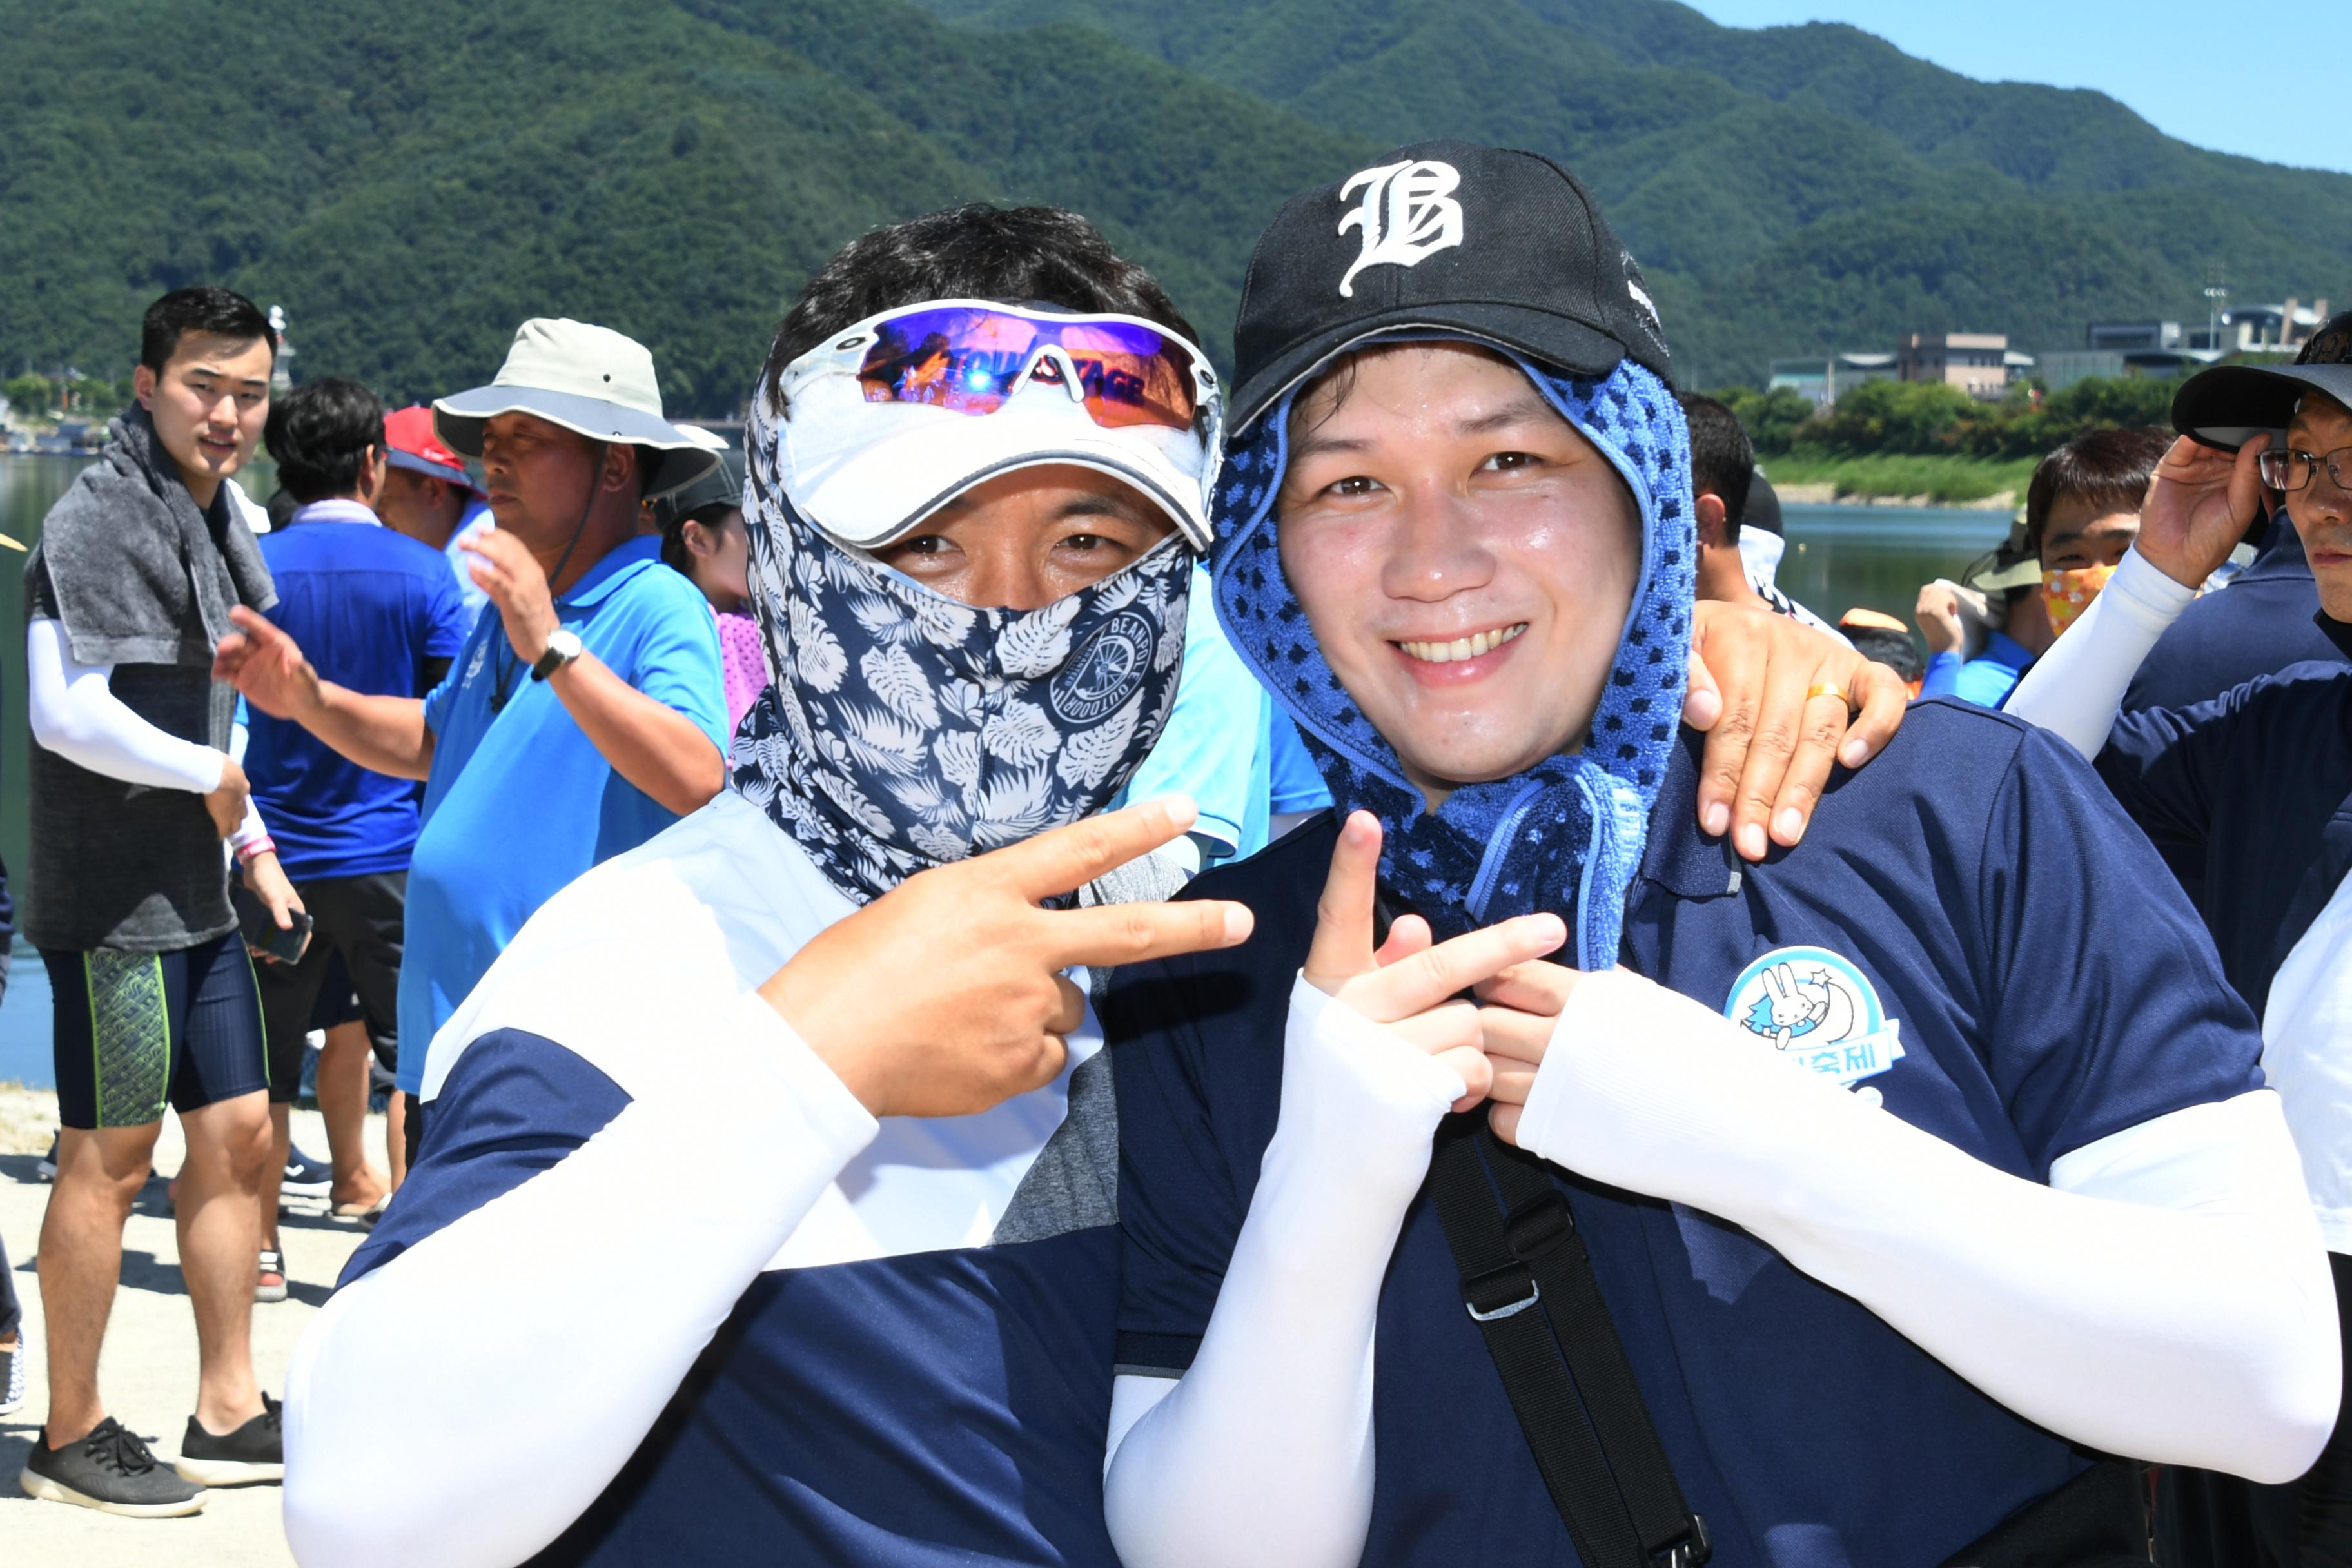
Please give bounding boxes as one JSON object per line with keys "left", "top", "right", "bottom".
{"left": 1762, "top": 451, "right": 2039, "bottom": 507}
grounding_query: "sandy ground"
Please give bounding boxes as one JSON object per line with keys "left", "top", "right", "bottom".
{"left": 1, "top": 1084, "right": 377, "bottom": 1565}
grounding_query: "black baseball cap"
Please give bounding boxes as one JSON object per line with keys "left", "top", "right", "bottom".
{"left": 1229, "top": 141, "right": 1674, "bottom": 433}
{"left": 647, "top": 456, "right": 743, "bottom": 532}
{"left": 1743, "top": 467, "right": 1783, "bottom": 537}
{"left": 2173, "top": 363, "right": 2352, "bottom": 452}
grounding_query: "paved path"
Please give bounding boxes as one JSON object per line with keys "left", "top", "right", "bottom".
{"left": 1, "top": 1086, "right": 375, "bottom": 1565}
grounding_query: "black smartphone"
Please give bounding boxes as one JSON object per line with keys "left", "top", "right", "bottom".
{"left": 233, "top": 883, "right": 314, "bottom": 966}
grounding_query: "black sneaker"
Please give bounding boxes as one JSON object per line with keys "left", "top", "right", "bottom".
{"left": 174, "top": 1394, "right": 283, "bottom": 1486}
{"left": 282, "top": 1145, "right": 331, "bottom": 1197}
{"left": 19, "top": 1417, "right": 208, "bottom": 1516}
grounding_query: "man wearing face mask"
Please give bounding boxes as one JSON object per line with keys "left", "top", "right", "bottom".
{"left": 1916, "top": 426, "right": 2168, "bottom": 708}
{"left": 1100, "top": 144, "right": 2334, "bottom": 1568}
{"left": 275, "top": 202, "right": 1905, "bottom": 1568}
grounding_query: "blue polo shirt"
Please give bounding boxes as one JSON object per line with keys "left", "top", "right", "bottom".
{"left": 1108, "top": 702, "right": 2265, "bottom": 1567}
{"left": 398, "top": 536, "right": 725, "bottom": 1094}
{"left": 1921, "top": 629, "right": 2035, "bottom": 708}
{"left": 246, "top": 502, "right": 473, "bottom": 879}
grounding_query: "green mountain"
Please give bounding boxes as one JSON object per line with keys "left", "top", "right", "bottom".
{"left": 913, "top": 0, "right": 2352, "bottom": 384}
{"left": 3, "top": 0, "right": 2343, "bottom": 409}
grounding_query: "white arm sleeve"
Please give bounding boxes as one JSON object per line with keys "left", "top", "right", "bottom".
{"left": 26, "top": 617, "right": 226, "bottom": 792}
{"left": 226, "top": 792, "right": 270, "bottom": 858}
{"left": 224, "top": 719, "right": 269, "bottom": 856}
{"left": 1102, "top": 979, "right": 1465, "bottom": 1568}
{"left": 282, "top": 991, "right": 879, "bottom": 1568}
{"left": 1514, "top": 970, "right": 2340, "bottom": 1483}
{"left": 2002, "top": 549, "right": 2196, "bottom": 757}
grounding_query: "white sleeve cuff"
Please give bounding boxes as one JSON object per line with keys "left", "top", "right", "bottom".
{"left": 1266, "top": 977, "right": 1466, "bottom": 1210}
{"left": 2101, "top": 546, "right": 2201, "bottom": 631}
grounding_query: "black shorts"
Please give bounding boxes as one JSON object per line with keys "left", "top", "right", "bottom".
{"left": 46, "top": 932, "right": 268, "bottom": 1130}
{"left": 311, "top": 950, "right": 364, "bottom": 1032}
{"left": 255, "top": 871, "right": 406, "bottom": 1104}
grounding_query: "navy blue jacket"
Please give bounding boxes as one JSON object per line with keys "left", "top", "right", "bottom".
{"left": 2099, "top": 614, "right": 2352, "bottom": 1017}
{"left": 2124, "top": 514, "right": 2347, "bottom": 713}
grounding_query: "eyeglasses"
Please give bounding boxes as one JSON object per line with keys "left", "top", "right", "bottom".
{"left": 2257, "top": 444, "right": 2352, "bottom": 493}
{"left": 781, "top": 300, "right": 1220, "bottom": 442}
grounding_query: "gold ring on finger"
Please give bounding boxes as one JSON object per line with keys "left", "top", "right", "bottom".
{"left": 1803, "top": 682, "right": 1850, "bottom": 707}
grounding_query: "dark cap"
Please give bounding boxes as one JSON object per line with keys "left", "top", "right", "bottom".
{"left": 1230, "top": 140, "right": 1674, "bottom": 432}
{"left": 2173, "top": 362, "right": 2352, "bottom": 452}
{"left": 647, "top": 456, "right": 743, "bottom": 533}
{"left": 1742, "top": 467, "right": 1782, "bottom": 537}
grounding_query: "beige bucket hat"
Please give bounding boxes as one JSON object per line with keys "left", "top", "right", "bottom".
{"left": 433, "top": 318, "right": 721, "bottom": 497}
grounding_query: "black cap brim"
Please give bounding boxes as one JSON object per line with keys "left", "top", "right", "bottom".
{"left": 1231, "top": 303, "right": 1634, "bottom": 435}
{"left": 2174, "top": 362, "right": 2352, "bottom": 451}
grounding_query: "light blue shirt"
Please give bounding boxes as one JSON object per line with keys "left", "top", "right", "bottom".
{"left": 1117, "top": 567, "right": 1331, "bottom": 862}
{"left": 398, "top": 536, "right": 725, "bottom": 1093}
{"left": 443, "top": 498, "right": 496, "bottom": 615}
{"left": 1921, "top": 629, "right": 2034, "bottom": 709}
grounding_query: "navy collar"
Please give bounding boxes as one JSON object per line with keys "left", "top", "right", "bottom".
{"left": 1638, "top": 730, "right": 1750, "bottom": 901}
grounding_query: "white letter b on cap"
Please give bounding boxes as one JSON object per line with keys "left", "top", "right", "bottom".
{"left": 1337, "top": 159, "right": 1465, "bottom": 299}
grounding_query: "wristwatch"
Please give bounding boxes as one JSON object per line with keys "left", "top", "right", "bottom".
{"left": 530, "top": 627, "right": 585, "bottom": 682}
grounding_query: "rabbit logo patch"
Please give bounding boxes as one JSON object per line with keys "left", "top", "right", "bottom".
{"left": 1723, "top": 946, "right": 1904, "bottom": 1093}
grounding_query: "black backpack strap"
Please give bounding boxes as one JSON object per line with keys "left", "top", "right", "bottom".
{"left": 1429, "top": 1115, "right": 1712, "bottom": 1568}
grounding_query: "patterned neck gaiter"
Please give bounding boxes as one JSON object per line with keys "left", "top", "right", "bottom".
{"left": 1212, "top": 354, "right": 1694, "bottom": 966}
{"left": 730, "top": 397, "right": 1191, "bottom": 905}
{"left": 2040, "top": 562, "right": 2115, "bottom": 638}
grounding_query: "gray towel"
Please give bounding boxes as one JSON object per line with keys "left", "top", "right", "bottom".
{"left": 32, "top": 406, "right": 275, "bottom": 667}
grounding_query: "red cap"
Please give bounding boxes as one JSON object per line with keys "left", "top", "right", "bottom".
{"left": 383, "top": 405, "right": 480, "bottom": 491}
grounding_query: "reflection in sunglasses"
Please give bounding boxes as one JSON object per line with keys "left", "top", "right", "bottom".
{"left": 855, "top": 310, "right": 1201, "bottom": 435}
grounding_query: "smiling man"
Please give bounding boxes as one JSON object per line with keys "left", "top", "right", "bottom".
{"left": 1097, "top": 142, "right": 2337, "bottom": 1568}
{"left": 2004, "top": 362, "right": 2352, "bottom": 1566}
{"left": 214, "top": 318, "right": 730, "bottom": 1159}
{"left": 19, "top": 286, "right": 297, "bottom": 1516}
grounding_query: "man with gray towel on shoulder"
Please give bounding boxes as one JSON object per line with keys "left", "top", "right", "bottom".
{"left": 19, "top": 285, "right": 306, "bottom": 1518}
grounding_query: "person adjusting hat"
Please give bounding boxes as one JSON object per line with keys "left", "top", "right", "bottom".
{"left": 2120, "top": 315, "right": 2352, "bottom": 712}
{"left": 215, "top": 317, "right": 733, "bottom": 1147}
{"left": 1097, "top": 141, "right": 2334, "bottom": 1568}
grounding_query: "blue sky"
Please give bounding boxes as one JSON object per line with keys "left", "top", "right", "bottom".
{"left": 1684, "top": 2, "right": 2342, "bottom": 175}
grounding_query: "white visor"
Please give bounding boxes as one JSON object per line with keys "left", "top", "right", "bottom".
{"left": 778, "top": 357, "right": 1218, "bottom": 553}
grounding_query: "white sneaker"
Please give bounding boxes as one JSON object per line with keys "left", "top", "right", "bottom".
{"left": 0, "top": 1325, "right": 24, "bottom": 1416}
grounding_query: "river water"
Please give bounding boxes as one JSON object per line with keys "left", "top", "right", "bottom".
{"left": 0, "top": 453, "right": 2010, "bottom": 1088}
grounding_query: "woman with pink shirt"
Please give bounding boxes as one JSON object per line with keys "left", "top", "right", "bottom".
{"left": 652, "top": 461, "right": 763, "bottom": 734}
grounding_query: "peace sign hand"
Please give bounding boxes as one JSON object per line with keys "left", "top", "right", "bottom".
{"left": 1302, "top": 811, "right": 1566, "bottom": 1112}
{"left": 761, "top": 796, "right": 1255, "bottom": 1119}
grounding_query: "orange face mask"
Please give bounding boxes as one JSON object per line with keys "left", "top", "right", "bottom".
{"left": 2041, "top": 564, "right": 2115, "bottom": 637}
